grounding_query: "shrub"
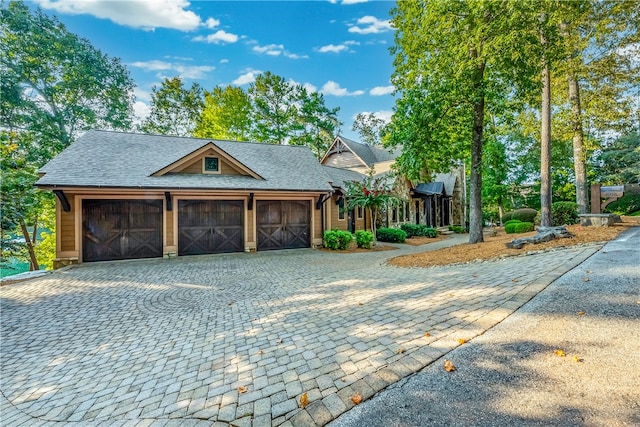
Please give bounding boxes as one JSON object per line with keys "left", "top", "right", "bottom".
{"left": 514, "top": 221, "right": 535, "bottom": 233}
{"left": 448, "top": 225, "right": 464, "bottom": 234}
{"left": 504, "top": 222, "right": 519, "bottom": 234}
{"left": 604, "top": 194, "right": 640, "bottom": 215}
{"left": 510, "top": 208, "right": 538, "bottom": 223}
{"left": 323, "top": 229, "right": 352, "bottom": 250}
{"left": 376, "top": 227, "right": 407, "bottom": 243}
{"left": 355, "top": 230, "right": 374, "bottom": 249}
{"left": 552, "top": 201, "right": 579, "bottom": 225}
{"left": 503, "top": 219, "right": 522, "bottom": 226}
{"left": 400, "top": 223, "right": 438, "bottom": 238}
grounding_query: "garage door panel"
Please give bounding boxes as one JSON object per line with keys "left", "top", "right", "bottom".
{"left": 257, "top": 201, "right": 310, "bottom": 251}
{"left": 82, "top": 200, "right": 163, "bottom": 262}
{"left": 178, "top": 200, "right": 244, "bottom": 256}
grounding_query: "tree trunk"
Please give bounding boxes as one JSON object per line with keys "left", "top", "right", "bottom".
{"left": 540, "top": 29, "right": 553, "bottom": 227}
{"left": 31, "top": 216, "right": 38, "bottom": 244}
{"left": 20, "top": 219, "right": 39, "bottom": 271}
{"left": 468, "top": 58, "right": 486, "bottom": 244}
{"left": 569, "top": 75, "right": 588, "bottom": 214}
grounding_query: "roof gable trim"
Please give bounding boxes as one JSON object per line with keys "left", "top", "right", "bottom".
{"left": 320, "top": 136, "right": 369, "bottom": 168}
{"left": 151, "top": 142, "right": 264, "bottom": 180}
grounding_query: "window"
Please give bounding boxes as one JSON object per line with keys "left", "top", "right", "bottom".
{"left": 357, "top": 206, "right": 363, "bottom": 219}
{"left": 338, "top": 198, "right": 345, "bottom": 220}
{"left": 405, "top": 202, "right": 410, "bottom": 221}
{"left": 203, "top": 157, "right": 219, "bottom": 173}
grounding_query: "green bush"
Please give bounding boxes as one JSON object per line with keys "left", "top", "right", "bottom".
{"left": 514, "top": 221, "right": 535, "bottom": 233}
{"left": 323, "top": 229, "right": 352, "bottom": 250}
{"left": 355, "top": 230, "right": 374, "bottom": 249}
{"left": 448, "top": 225, "right": 464, "bottom": 234}
{"left": 504, "top": 208, "right": 538, "bottom": 223}
{"left": 400, "top": 223, "right": 438, "bottom": 238}
{"left": 604, "top": 194, "right": 640, "bottom": 215}
{"left": 503, "top": 219, "right": 522, "bottom": 226}
{"left": 376, "top": 227, "right": 407, "bottom": 243}
{"left": 504, "top": 222, "right": 518, "bottom": 234}
{"left": 552, "top": 201, "right": 579, "bottom": 225}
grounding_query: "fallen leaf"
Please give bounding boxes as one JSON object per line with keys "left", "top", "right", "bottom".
{"left": 238, "top": 386, "right": 248, "bottom": 393}
{"left": 586, "top": 270, "right": 592, "bottom": 274}
{"left": 577, "top": 311, "right": 586, "bottom": 316}
{"left": 457, "top": 338, "right": 467, "bottom": 345}
{"left": 276, "top": 339, "right": 283, "bottom": 344}
{"left": 444, "top": 360, "right": 456, "bottom": 372}
{"left": 299, "top": 392, "right": 309, "bottom": 409}
{"left": 512, "top": 278, "right": 519, "bottom": 283}
{"left": 351, "top": 393, "right": 362, "bottom": 405}
{"left": 424, "top": 332, "right": 431, "bottom": 337}
{"left": 396, "top": 348, "right": 405, "bottom": 354}
{"left": 573, "top": 355, "right": 583, "bottom": 363}
{"left": 583, "top": 277, "right": 590, "bottom": 282}
{"left": 257, "top": 350, "right": 264, "bottom": 355}
{"left": 554, "top": 349, "right": 566, "bottom": 357}
{"left": 358, "top": 302, "right": 363, "bottom": 306}
{"left": 449, "top": 293, "right": 455, "bottom": 297}
{"left": 228, "top": 303, "right": 233, "bottom": 306}
{"left": 340, "top": 377, "right": 346, "bottom": 382}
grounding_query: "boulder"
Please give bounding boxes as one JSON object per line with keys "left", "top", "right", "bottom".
{"left": 505, "top": 225, "right": 573, "bottom": 250}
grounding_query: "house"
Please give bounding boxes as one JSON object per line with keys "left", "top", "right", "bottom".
{"left": 36, "top": 130, "right": 334, "bottom": 267}
{"left": 320, "top": 135, "right": 466, "bottom": 231}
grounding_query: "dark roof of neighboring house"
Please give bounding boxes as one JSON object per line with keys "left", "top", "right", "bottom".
{"left": 337, "top": 136, "right": 399, "bottom": 167}
{"left": 414, "top": 182, "right": 446, "bottom": 196}
{"left": 322, "top": 165, "right": 365, "bottom": 190}
{"left": 37, "top": 130, "right": 333, "bottom": 192}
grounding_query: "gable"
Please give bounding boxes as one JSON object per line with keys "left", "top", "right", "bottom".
{"left": 321, "top": 137, "right": 369, "bottom": 169}
{"left": 152, "top": 143, "right": 262, "bottom": 179}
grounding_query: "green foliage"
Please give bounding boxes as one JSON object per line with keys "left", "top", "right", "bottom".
{"left": 594, "top": 133, "right": 640, "bottom": 185}
{"left": 376, "top": 228, "right": 407, "bottom": 243}
{"left": 551, "top": 201, "right": 579, "bottom": 225}
{"left": 503, "top": 208, "right": 538, "bottom": 223}
{"left": 505, "top": 221, "right": 534, "bottom": 234}
{"left": 194, "top": 85, "right": 252, "bottom": 141}
{"left": 323, "top": 230, "right": 352, "bottom": 250}
{"left": 503, "top": 219, "right": 522, "bottom": 226}
{"left": 448, "top": 225, "right": 464, "bottom": 234}
{"left": 140, "top": 77, "right": 204, "bottom": 137}
{"left": 400, "top": 223, "right": 438, "bottom": 238}
{"left": 352, "top": 113, "right": 387, "bottom": 146}
{"left": 354, "top": 230, "right": 374, "bottom": 249}
{"left": 604, "top": 194, "right": 640, "bottom": 216}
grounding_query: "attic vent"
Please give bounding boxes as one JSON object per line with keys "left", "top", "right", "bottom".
{"left": 203, "top": 156, "right": 219, "bottom": 173}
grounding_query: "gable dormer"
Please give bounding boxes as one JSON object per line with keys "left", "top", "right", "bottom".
{"left": 152, "top": 142, "right": 263, "bottom": 179}
{"left": 321, "top": 137, "right": 370, "bottom": 169}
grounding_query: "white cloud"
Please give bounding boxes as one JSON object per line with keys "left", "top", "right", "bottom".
{"left": 369, "top": 85, "right": 395, "bottom": 96}
{"left": 252, "top": 43, "right": 307, "bottom": 59}
{"left": 133, "top": 87, "right": 152, "bottom": 102}
{"left": 317, "top": 44, "right": 349, "bottom": 54}
{"left": 192, "top": 30, "right": 239, "bottom": 44}
{"left": 289, "top": 79, "right": 318, "bottom": 93}
{"left": 320, "top": 81, "right": 364, "bottom": 97}
{"left": 220, "top": 59, "right": 229, "bottom": 64}
{"left": 348, "top": 16, "right": 393, "bottom": 34}
{"left": 133, "top": 100, "right": 151, "bottom": 125}
{"left": 342, "top": 0, "right": 368, "bottom": 4}
{"left": 205, "top": 17, "right": 220, "bottom": 29}
{"left": 34, "top": 0, "right": 205, "bottom": 31}
{"left": 129, "top": 60, "right": 214, "bottom": 79}
{"left": 233, "top": 70, "right": 261, "bottom": 86}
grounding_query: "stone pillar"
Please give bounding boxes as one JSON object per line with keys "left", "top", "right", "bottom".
{"left": 590, "top": 184, "right": 601, "bottom": 214}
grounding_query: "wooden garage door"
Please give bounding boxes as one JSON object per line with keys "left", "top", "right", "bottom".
{"left": 82, "top": 200, "right": 163, "bottom": 262}
{"left": 178, "top": 200, "right": 244, "bottom": 256}
{"left": 257, "top": 201, "right": 310, "bottom": 251}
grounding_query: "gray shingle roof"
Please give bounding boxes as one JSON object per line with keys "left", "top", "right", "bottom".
{"left": 337, "top": 136, "right": 399, "bottom": 166}
{"left": 322, "top": 166, "right": 365, "bottom": 190}
{"left": 37, "top": 130, "right": 333, "bottom": 192}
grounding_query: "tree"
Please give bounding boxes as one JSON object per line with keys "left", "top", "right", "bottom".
{"left": 140, "top": 76, "right": 204, "bottom": 137}
{"left": 290, "top": 88, "right": 341, "bottom": 159}
{"left": 1, "top": 1, "right": 135, "bottom": 270}
{"left": 248, "top": 72, "right": 299, "bottom": 144}
{"left": 594, "top": 133, "right": 640, "bottom": 184}
{"left": 539, "top": 11, "right": 554, "bottom": 227}
{"left": 194, "top": 85, "right": 252, "bottom": 141}
{"left": 343, "top": 171, "right": 399, "bottom": 238}
{"left": 389, "top": 1, "right": 517, "bottom": 243}
{"left": 352, "top": 113, "right": 387, "bottom": 146}
{"left": 1, "top": 1, "right": 134, "bottom": 153}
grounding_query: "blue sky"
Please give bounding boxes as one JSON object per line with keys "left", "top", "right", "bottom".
{"left": 29, "top": 0, "right": 397, "bottom": 140}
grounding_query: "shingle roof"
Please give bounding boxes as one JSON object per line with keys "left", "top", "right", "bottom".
{"left": 322, "top": 166, "right": 365, "bottom": 189}
{"left": 37, "top": 130, "right": 333, "bottom": 192}
{"left": 337, "top": 136, "right": 399, "bottom": 166}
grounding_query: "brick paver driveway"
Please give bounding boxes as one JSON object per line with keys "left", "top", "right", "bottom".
{"left": 1, "top": 237, "right": 598, "bottom": 426}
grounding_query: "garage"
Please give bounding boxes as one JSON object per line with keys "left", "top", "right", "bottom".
{"left": 178, "top": 200, "right": 244, "bottom": 255}
{"left": 257, "top": 200, "right": 310, "bottom": 251}
{"left": 82, "top": 200, "right": 163, "bottom": 262}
